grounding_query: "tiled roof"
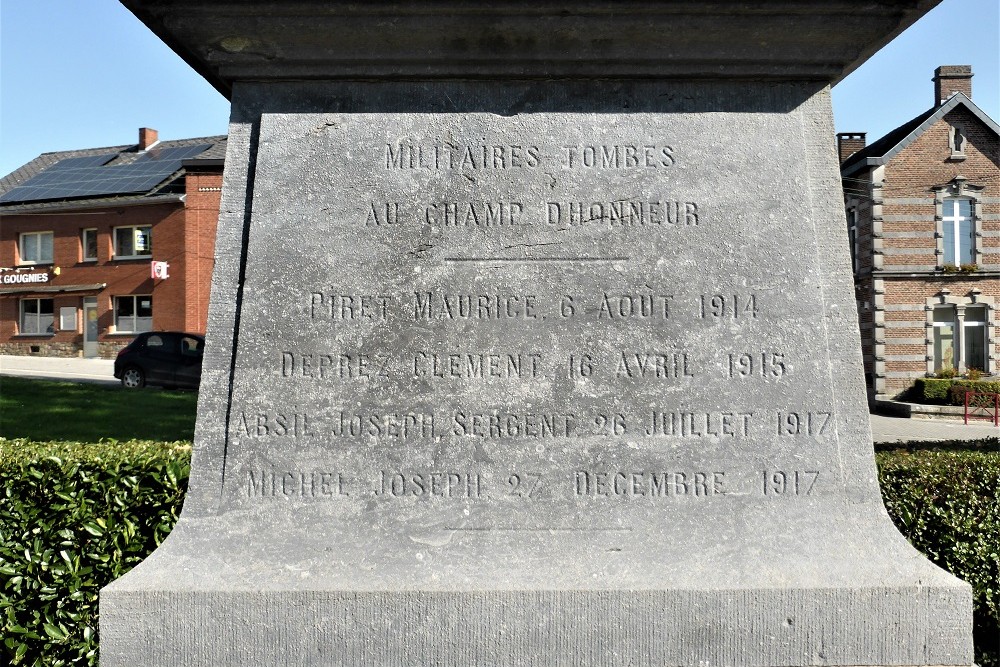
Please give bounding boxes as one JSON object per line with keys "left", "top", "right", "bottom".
{"left": 841, "top": 93, "right": 1000, "bottom": 177}
{"left": 0, "top": 134, "right": 226, "bottom": 213}
{"left": 840, "top": 107, "right": 935, "bottom": 174}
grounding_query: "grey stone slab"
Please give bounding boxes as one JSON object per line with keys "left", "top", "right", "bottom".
{"left": 103, "top": 2, "right": 972, "bottom": 665}
{"left": 120, "top": 1, "right": 944, "bottom": 95}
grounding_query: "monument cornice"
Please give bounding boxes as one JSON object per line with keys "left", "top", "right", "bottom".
{"left": 122, "top": 0, "right": 942, "bottom": 98}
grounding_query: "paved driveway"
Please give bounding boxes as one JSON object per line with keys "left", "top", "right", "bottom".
{"left": 869, "top": 412, "right": 999, "bottom": 444}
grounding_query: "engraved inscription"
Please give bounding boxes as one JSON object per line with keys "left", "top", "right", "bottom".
{"left": 776, "top": 412, "right": 832, "bottom": 436}
{"left": 413, "top": 292, "right": 539, "bottom": 320}
{"left": 425, "top": 201, "right": 524, "bottom": 226}
{"left": 698, "top": 293, "right": 758, "bottom": 319}
{"left": 240, "top": 412, "right": 314, "bottom": 438}
{"left": 615, "top": 352, "right": 694, "bottom": 379}
{"left": 545, "top": 201, "right": 697, "bottom": 228}
{"left": 231, "top": 128, "right": 834, "bottom": 520}
{"left": 762, "top": 470, "right": 820, "bottom": 496}
{"left": 331, "top": 412, "right": 436, "bottom": 439}
{"left": 385, "top": 142, "right": 540, "bottom": 170}
{"left": 376, "top": 471, "right": 487, "bottom": 498}
{"left": 598, "top": 292, "right": 673, "bottom": 320}
{"left": 309, "top": 293, "right": 391, "bottom": 320}
{"left": 727, "top": 352, "right": 786, "bottom": 379}
{"left": 574, "top": 471, "right": 725, "bottom": 497}
{"left": 452, "top": 411, "right": 577, "bottom": 439}
{"left": 412, "top": 352, "right": 544, "bottom": 380}
{"left": 281, "top": 352, "right": 391, "bottom": 380}
{"left": 644, "top": 411, "right": 753, "bottom": 437}
{"left": 562, "top": 144, "right": 675, "bottom": 168}
{"left": 246, "top": 469, "right": 351, "bottom": 498}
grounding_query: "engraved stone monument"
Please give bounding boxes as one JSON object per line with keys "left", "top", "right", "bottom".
{"left": 102, "top": 2, "right": 973, "bottom": 664}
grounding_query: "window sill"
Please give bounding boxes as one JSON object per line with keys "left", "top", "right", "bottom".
{"left": 15, "top": 263, "right": 53, "bottom": 269}
{"left": 111, "top": 256, "right": 152, "bottom": 262}
{"left": 106, "top": 331, "right": 143, "bottom": 337}
{"left": 13, "top": 333, "right": 55, "bottom": 338}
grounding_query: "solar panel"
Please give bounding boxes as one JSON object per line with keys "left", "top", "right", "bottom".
{"left": 46, "top": 154, "right": 118, "bottom": 170}
{"left": 0, "top": 144, "right": 213, "bottom": 204}
{"left": 133, "top": 144, "right": 215, "bottom": 163}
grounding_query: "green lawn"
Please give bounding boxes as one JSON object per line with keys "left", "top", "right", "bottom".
{"left": 0, "top": 377, "right": 197, "bottom": 442}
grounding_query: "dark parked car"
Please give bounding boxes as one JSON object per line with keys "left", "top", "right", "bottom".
{"left": 114, "top": 331, "right": 205, "bottom": 390}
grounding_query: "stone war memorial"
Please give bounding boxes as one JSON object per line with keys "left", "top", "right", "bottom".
{"left": 103, "top": 1, "right": 973, "bottom": 664}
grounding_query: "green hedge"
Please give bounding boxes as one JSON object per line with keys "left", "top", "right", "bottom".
{"left": 1, "top": 439, "right": 997, "bottom": 665}
{"left": 877, "top": 446, "right": 1000, "bottom": 667}
{"left": 0, "top": 439, "right": 190, "bottom": 666}
{"left": 915, "top": 377, "right": 1000, "bottom": 405}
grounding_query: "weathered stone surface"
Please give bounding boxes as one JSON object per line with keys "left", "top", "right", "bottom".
{"left": 102, "top": 3, "right": 972, "bottom": 665}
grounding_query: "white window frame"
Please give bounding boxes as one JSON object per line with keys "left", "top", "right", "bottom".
{"left": 941, "top": 197, "right": 974, "bottom": 267}
{"left": 82, "top": 228, "right": 98, "bottom": 262}
{"left": 113, "top": 225, "right": 152, "bottom": 259}
{"left": 19, "top": 297, "right": 55, "bottom": 335}
{"left": 113, "top": 295, "right": 153, "bottom": 333}
{"left": 926, "top": 293, "right": 995, "bottom": 376}
{"left": 931, "top": 307, "right": 958, "bottom": 372}
{"left": 934, "top": 178, "right": 984, "bottom": 269}
{"left": 963, "top": 306, "right": 989, "bottom": 373}
{"left": 19, "top": 231, "right": 53, "bottom": 265}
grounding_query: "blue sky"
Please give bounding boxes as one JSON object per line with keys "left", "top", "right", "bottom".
{"left": 1, "top": 0, "right": 997, "bottom": 177}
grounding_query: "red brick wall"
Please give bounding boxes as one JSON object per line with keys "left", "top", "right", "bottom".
{"left": 0, "top": 172, "right": 222, "bottom": 357}
{"left": 844, "top": 102, "right": 1000, "bottom": 398}
{"left": 883, "top": 109, "right": 998, "bottom": 201}
{"left": 183, "top": 172, "right": 223, "bottom": 333}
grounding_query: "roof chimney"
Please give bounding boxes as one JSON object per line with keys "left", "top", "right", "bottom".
{"left": 933, "top": 65, "right": 973, "bottom": 105}
{"left": 837, "top": 132, "right": 866, "bottom": 164}
{"left": 138, "top": 127, "right": 159, "bottom": 150}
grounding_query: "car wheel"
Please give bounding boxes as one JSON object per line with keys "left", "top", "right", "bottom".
{"left": 121, "top": 366, "right": 145, "bottom": 389}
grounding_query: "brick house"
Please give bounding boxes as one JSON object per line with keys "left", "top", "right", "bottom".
{"left": 840, "top": 66, "right": 1000, "bottom": 400}
{"left": 0, "top": 129, "right": 225, "bottom": 358}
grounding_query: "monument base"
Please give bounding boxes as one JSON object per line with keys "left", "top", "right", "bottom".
{"left": 101, "top": 509, "right": 972, "bottom": 666}
{"left": 104, "top": 1, "right": 975, "bottom": 661}
{"left": 103, "top": 588, "right": 969, "bottom": 666}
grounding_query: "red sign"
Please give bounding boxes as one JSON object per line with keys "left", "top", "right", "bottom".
{"left": 151, "top": 261, "right": 170, "bottom": 279}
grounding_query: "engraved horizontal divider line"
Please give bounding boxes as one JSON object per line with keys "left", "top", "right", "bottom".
{"left": 443, "top": 256, "right": 630, "bottom": 262}
{"left": 444, "top": 526, "right": 634, "bottom": 532}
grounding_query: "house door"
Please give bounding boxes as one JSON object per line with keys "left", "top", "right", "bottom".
{"left": 83, "top": 297, "right": 99, "bottom": 358}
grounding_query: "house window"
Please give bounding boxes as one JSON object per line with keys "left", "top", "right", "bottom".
{"left": 950, "top": 125, "right": 967, "bottom": 159}
{"left": 113, "top": 225, "right": 152, "bottom": 259}
{"left": 20, "top": 298, "right": 54, "bottom": 334}
{"left": 19, "top": 231, "right": 53, "bottom": 265}
{"left": 941, "top": 198, "right": 974, "bottom": 266}
{"left": 847, "top": 208, "right": 858, "bottom": 273}
{"left": 82, "top": 228, "right": 98, "bottom": 261}
{"left": 933, "top": 308, "right": 957, "bottom": 372}
{"left": 114, "top": 295, "right": 153, "bottom": 333}
{"left": 933, "top": 305, "right": 989, "bottom": 373}
{"left": 964, "top": 306, "right": 988, "bottom": 372}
